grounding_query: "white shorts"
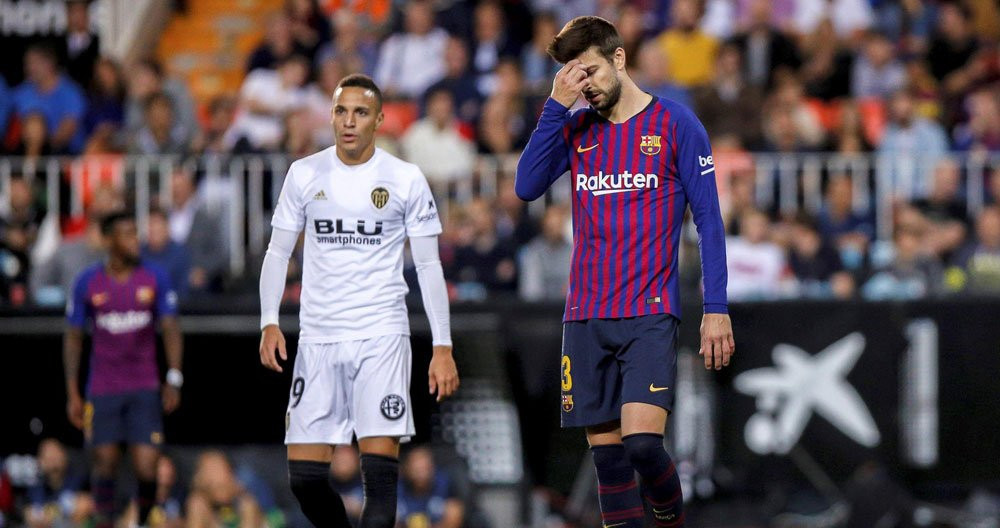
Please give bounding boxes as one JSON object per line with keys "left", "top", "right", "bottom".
{"left": 284, "top": 334, "right": 415, "bottom": 445}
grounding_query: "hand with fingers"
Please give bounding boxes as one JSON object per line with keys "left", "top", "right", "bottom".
{"left": 428, "top": 346, "right": 459, "bottom": 402}
{"left": 699, "top": 313, "right": 735, "bottom": 370}
{"left": 551, "top": 59, "right": 589, "bottom": 108}
{"left": 260, "top": 324, "right": 288, "bottom": 373}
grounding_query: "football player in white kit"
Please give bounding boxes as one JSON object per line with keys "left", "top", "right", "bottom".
{"left": 258, "top": 74, "right": 458, "bottom": 527}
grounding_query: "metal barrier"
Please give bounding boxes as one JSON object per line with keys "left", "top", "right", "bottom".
{"left": 1, "top": 152, "right": 997, "bottom": 276}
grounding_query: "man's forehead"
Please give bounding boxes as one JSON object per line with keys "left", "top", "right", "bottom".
{"left": 333, "top": 86, "right": 377, "bottom": 106}
{"left": 574, "top": 47, "right": 610, "bottom": 68}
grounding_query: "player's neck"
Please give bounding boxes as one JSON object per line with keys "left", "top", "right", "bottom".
{"left": 105, "top": 257, "right": 135, "bottom": 281}
{"left": 336, "top": 144, "right": 376, "bottom": 166}
{"left": 602, "top": 81, "right": 652, "bottom": 124}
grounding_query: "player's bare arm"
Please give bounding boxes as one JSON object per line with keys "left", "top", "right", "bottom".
{"left": 700, "top": 313, "right": 735, "bottom": 371}
{"left": 161, "top": 315, "right": 183, "bottom": 412}
{"left": 63, "top": 326, "right": 85, "bottom": 429}
{"left": 550, "top": 59, "right": 589, "bottom": 108}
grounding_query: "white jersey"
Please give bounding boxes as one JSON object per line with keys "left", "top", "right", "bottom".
{"left": 271, "top": 146, "right": 442, "bottom": 343}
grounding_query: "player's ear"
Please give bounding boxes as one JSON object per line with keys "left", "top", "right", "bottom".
{"left": 375, "top": 109, "right": 384, "bottom": 130}
{"left": 614, "top": 47, "right": 626, "bottom": 71}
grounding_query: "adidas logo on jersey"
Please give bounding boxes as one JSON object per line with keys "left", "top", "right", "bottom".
{"left": 576, "top": 171, "right": 659, "bottom": 196}
{"left": 312, "top": 190, "right": 327, "bottom": 200}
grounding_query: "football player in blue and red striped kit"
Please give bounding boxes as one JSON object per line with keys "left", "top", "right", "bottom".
{"left": 515, "top": 16, "right": 735, "bottom": 528}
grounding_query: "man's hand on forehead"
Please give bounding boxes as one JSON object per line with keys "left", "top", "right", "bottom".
{"left": 551, "top": 58, "right": 589, "bottom": 108}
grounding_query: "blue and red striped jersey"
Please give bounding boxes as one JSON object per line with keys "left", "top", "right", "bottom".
{"left": 515, "top": 96, "right": 728, "bottom": 322}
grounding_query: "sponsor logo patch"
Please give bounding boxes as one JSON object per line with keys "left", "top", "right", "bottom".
{"left": 380, "top": 394, "right": 405, "bottom": 420}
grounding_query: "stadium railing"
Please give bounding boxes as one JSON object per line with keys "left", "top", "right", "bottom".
{"left": 1, "top": 151, "right": 997, "bottom": 276}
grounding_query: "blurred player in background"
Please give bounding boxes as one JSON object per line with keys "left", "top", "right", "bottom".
{"left": 516, "top": 16, "right": 735, "bottom": 527}
{"left": 258, "top": 73, "right": 458, "bottom": 528}
{"left": 64, "top": 211, "right": 184, "bottom": 528}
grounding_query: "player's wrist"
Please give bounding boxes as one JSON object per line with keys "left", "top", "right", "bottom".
{"left": 166, "top": 368, "right": 184, "bottom": 388}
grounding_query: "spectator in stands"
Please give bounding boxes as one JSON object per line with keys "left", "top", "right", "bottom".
{"left": 285, "top": 0, "right": 332, "bottom": 60}
{"left": 851, "top": 32, "right": 907, "bottom": 99}
{"left": 194, "top": 95, "right": 239, "bottom": 154}
{"left": 424, "top": 37, "right": 482, "bottom": 125}
{"left": 124, "top": 59, "right": 198, "bottom": 145}
{"left": 726, "top": 208, "right": 792, "bottom": 300}
{"left": 724, "top": 170, "right": 756, "bottom": 235}
{"left": 246, "top": 13, "right": 310, "bottom": 73}
{"left": 656, "top": 0, "right": 718, "bottom": 88}
{"left": 315, "top": 9, "right": 378, "bottom": 76}
{"left": 30, "top": 214, "right": 105, "bottom": 305}
{"left": 950, "top": 205, "right": 1000, "bottom": 293}
{"left": 186, "top": 451, "right": 263, "bottom": 528}
{"left": 518, "top": 205, "right": 571, "bottom": 301}
{"left": 693, "top": 42, "right": 763, "bottom": 146}
{"left": 83, "top": 58, "right": 126, "bottom": 142}
{"left": 615, "top": 4, "right": 645, "bottom": 69}
{"left": 477, "top": 60, "right": 532, "bottom": 155}
{"left": 402, "top": 89, "right": 476, "bottom": 186}
{"left": 765, "top": 76, "right": 826, "bottom": 148}
{"left": 495, "top": 177, "right": 538, "bottom": 246}
{"left": 304, "top": 58, "right": 344, "bottom": 146}
{"left": 24, "top": 439, "right": 92, "bottom": 528}
{"left": 0, "top": 76, "right": 11, "bottom": 140}
{"left": 142, "top": 207, "right": 191, "bottom": 298}
{"left": 635, "top": 41, "right": 692, "bottom": 108}
{"left": 522, "top": 12, "right": 561, "bottom": 96}
{"left": 818, "top": 175, "right": 874, "bottom": 270}
{"left": 1, "top": 176, "right": 44, "bottom": 245}
{"left": 448, "top": 199, "right": 518, "bottom": 296}
{"left": 878, "top": 89, "right": 950, "bottom": 199}
{"left": 731, "top": 0, "right": 800, "bottom": 89}
{"left": 862, "top": 222, "right": 943, "bottom": 299}
{"left": 12, "top": 113, "right": 51, "bottom": 161}
{"left": 13, "top": 44, "right": 87, "bottom": 154}
{"left": 329, "top": 444, "right": 363, "bottom": 522}
{"left": 63, "top": 0, "right": 100, "bottom": 90}
{"left": 927, "top": 3, "right": 978, "bottom": 84}
{"left": 227, "top": 55, "right": 310, "bottom": 151}
{"left": 830, "top": 99, "right": 873, "bottom": 152}
{"left": 397, "top": 446, "right": 464, "bottom": 528}
{"left": 169, "top": 169, "right": 228, "bottom": 293}
{"left": 0, "top": 209, "right": 31, "bottom": 306}
{"left": 128, "top": 92, "right": 191, "bottom": 155}
{"left": 798, "top": 19, "right": 854, "bottom": 101}
{"left": 469, "top": 1, "right": 521, "bottom": 96}
{"left": 792, "top": 0, "right": 873, "bottom": 39}
{"left": 374, "top": 0, "right": 448, "bottom": 99}
{"left": 913, "top": 158, "right": 969, "bottom": 259}
{"left": 121, "top": 455, "right": 185, "bottom": 528}
{"left": 280, "top": 107, "right": 319, "bottom": 159}
{"left": 788, "top": 213, "right": 855, "bottom": 298}
{"left": 953, "top": 89, "right": 1000, "bottom": 152}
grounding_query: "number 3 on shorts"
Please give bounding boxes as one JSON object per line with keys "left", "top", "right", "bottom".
{"left": 561, "top": 356, "right": 572, "bottom": 392}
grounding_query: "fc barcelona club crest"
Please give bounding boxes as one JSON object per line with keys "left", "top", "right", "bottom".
{"left": 562, "top": 394, "right": 574, "bottom": 412}
{"left": 136, "top": 286, "right": 154, "bottom": 304}
{"left": 640, "top": 135, "right": 662, "bottom": 156}
{"left": 371, "top": 187, "right": 390, "bottom": 209}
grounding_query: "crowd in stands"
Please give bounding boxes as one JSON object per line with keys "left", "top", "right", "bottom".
{"left": 3, "top": 0, "right": 1000, "bottom": 308}
{"left": 0, "top": 440, "right": 467, "bottom": 528}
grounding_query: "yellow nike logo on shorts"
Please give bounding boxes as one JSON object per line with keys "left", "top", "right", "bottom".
{"left": 649, "top": 383, "right": 669, "bottom": 392}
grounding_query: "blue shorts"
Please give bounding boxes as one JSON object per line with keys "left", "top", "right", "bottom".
{"left": 560, "top": 314, "right": 679, "bottom": 428}
{"left": 85, "top": 389, "right": 164, "bottom": 446}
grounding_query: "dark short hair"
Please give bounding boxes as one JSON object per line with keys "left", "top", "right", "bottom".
{"left": 336, "top": 74, "right": 383, "bottom": 110}
{"left": 547, "top": 16, "right": 623, "bottom": 64}
{"left": 100, "top": 210, "right": 135, "bottom": 235}
{"left": 25, "top": 44, "right": 59, "bottom": 65}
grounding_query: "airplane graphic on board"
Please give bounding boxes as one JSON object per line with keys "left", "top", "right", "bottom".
{"left": 734, "top": 332, "right": 881, "bottom": 455}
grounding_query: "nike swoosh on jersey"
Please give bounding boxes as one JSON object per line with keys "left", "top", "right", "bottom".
{"left": 577, "top": 143, "right": 599, "bottom": 153}
{"left": 649, "top": 383, "right": 669, "bottom": 392}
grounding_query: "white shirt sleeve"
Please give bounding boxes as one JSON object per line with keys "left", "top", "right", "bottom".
{"left": 410, "top": 235, "right": 451, "bottom": 346}
{"left": 404, "top": 170, "right": 443, "bottom": 237}
{"left": 272, "top": 163, "right": 306, "bottom": 232}
{"left": 259, "top": 227, "right": 299, "bottom": 329}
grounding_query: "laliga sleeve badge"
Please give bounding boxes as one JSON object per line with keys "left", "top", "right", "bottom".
{"left": 562, "top": 394, "right": 574, "bottom": 412}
